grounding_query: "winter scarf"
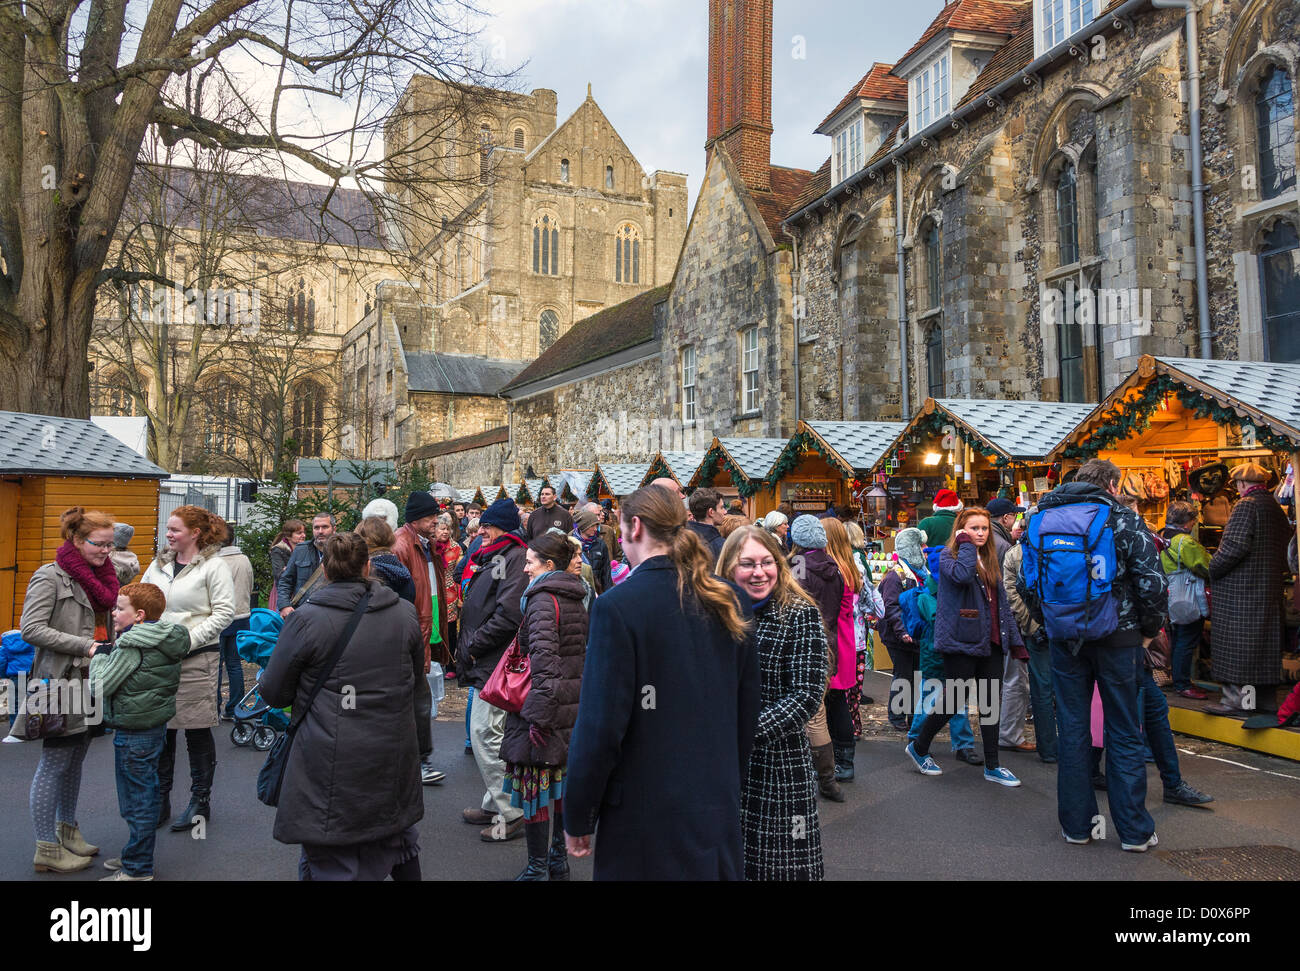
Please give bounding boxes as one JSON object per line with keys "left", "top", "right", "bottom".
{"left": 56, "top": 540, "right": 120, "bottom": 612}
{"left": 574, "top": 527, "right": 601, "bottom": 565}
{"left": 520, "top": 570, "right": 562, "bottom": 615}
{"left": 461, "top": 532, "right": 526, "bottom": 597}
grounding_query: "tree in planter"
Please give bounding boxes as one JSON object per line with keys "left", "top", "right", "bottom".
{"left": 0, "top": 0, "right": 516, "bottom": 417}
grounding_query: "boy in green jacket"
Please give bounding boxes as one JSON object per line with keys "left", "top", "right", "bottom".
{"left": 89, "top": 582, "right": 190, "bottom": 881}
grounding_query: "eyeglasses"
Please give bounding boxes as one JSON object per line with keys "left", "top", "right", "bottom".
{"left": 82, "top": 539, "right": 114, "bottom": 550}
{"left": 737, "top": 558, "right": 777, "bottom": 571}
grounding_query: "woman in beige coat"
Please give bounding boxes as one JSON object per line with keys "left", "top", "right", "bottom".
{"left": 20, "top": 508, "right": 120, "bottom": 874}
{"left": 141, "top": 506, "right": 235, "bottom": 833}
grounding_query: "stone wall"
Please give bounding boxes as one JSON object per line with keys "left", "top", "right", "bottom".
{"left": 427, "top": 440, "right": 511, "bottom": 487}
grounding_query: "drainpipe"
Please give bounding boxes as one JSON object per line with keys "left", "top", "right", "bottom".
{"left": 792, "top": 236, "right": 801, "bottom": 425}
{"left": 895, "top": 157, "right": 911, "bottom": 419}
{"left": 1153, "top": 0, "right": 1213, "bottom": 359}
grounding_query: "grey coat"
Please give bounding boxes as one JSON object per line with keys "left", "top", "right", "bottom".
{"left": 1209, "top": 489, "right": 1290, "bottom": 686}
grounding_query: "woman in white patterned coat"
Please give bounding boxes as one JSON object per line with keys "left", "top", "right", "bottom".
{"left": 719, "top": 526, "right": 827, "bottom": 882}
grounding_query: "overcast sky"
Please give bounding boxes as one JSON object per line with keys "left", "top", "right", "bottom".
{"left": 477, "top": 0, "right": 942, "bottom": 205}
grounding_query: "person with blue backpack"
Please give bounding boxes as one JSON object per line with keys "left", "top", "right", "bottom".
{"left": 905, "top": 507, "right": 1024, "bottom": 786}
{"left": 1023, "top": 458, "right": 1168, "bottom": 852}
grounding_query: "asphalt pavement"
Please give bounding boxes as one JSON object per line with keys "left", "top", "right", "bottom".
{"left": 3, "top": 672, "right": 1298, "bottom": 881}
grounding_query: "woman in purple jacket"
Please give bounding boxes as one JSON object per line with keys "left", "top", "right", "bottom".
{"left": 905, "top": 507, "right": 1024, "bottom": 787}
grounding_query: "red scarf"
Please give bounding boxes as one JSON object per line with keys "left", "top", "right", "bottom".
{"left": 55, "top": 540, "right": 120, "bottom": 612}
{"left": 461, "top": 533, "right": 526, "bottom": 596}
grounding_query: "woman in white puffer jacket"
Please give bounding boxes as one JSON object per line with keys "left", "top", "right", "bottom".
{"left": 141, "top": 505, "right": 235, "bottom": 834}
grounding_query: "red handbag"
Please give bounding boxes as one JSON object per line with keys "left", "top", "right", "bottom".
{"left": 479, "top": 595, "right": 558, "bottom": 713}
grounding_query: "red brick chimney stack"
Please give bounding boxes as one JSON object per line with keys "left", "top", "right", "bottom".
{"left": 705, "top": 0, "right": 773, "bottom": 193}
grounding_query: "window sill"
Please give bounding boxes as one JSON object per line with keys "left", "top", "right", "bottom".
{"left": 734, "top": 410, "right": 762, "bottom": 422}
{"left": 1241, "top": 190, "right": 1298, "bottom": 220}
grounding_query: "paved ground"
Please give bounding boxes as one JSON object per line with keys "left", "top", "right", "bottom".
{"left": 3, "top": 672, "right": 1298, "bottom": 881}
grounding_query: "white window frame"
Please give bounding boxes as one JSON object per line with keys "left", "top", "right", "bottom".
{"left": 832, "top": 115, "right": 865, "bottom": 186}
{"left": 681, "top": 345, "right": 697, "bottom": 422}
{"left": 1037, "top": 0, "right": 1096, "bottom": 58}
{"left": 909, "top": 50, "right": 951, "bottom": 133}
{"left": 741, "top": 327, "right": 760, "bottom": 413}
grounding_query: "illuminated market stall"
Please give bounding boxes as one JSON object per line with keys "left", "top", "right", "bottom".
{"left": 766, "top": 421, "right": 906, "bottom": 522}
{"left": 687, "top": 438, "right": 788, "bottom": 518}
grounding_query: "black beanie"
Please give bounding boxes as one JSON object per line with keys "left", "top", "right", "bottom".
{"left": 404, "top": 491, "right": 440, "bottom": 523}
{"left": 480, "top": 497, "right": 521, "bottom": 532}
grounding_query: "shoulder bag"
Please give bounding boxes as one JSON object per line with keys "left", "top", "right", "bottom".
{"left": 480, "top": 595, "right": 558, "bottom": 714}
{"left": 1166, "top": 535, "right": 1209, "bottom": 625}
{"left": 257, "top": 588, "right": 371, "bottom": 807}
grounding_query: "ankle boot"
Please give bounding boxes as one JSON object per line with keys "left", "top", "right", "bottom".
{"left": 34, "top": 840, "right": 92, "bottom": 873}
{"left": 514, "top": 822, "right": 550, "bottom": 881}
{"left": 57, "top": 821, "right": 99, "bottom": 857}
{"left": 812, "top": 743, "right": 845, "bottom": 802}
{"left": 157, "top": 730, "right": 176, "bottom": 829}
{"left": 548, "top": 828, "right": 569, "bottom": 881}
{"left": 834, "top": 742, "right": 856, "bottom": 782}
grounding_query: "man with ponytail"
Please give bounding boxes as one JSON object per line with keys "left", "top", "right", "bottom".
{"left": 563, "top": 486, "right": 760, "bottom": 880}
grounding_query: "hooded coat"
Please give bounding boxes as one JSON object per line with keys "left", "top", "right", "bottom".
{"left": 457, "top": 534, "right": 529, "bottom": 689}
{"left": 933, "top": 539, "right": 1024, "bottom": 658}
{"left": 260, "top": 579, "right": 424, "bottom": 847}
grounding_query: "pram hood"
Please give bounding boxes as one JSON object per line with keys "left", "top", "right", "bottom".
{"left": 236, "top": 608, "right": 283, "bottom": 666}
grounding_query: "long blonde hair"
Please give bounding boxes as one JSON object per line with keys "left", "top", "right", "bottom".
{"left": 945, "top": 507, "right": 1001, "bottom": 587}
{"left": 717, "top": 526, "right": 815, "bottom": 610}
{"left": 619, "top": 486, "right": 751, "bottom": 642}
{"left": 823, "top": 517, "right": 863, "bottom": 594}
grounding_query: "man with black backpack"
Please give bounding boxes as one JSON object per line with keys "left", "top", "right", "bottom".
{"left": 1024, "top": 459, "right": 1168, "bottom": 852}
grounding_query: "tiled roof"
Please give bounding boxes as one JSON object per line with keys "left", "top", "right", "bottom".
{"left": 0, "top": 411, "right": 168, "bottom": 478}
{"left": 405, "top": 353, "right": 521, "bottom": 396}
{"left": 751, "top": 165, "right": 815, "bottom": 245}
{"left": 589, "top": 463, "right": 652, "bottom": 498}
{"left": 456, "top": 488, "right": 480, "bottom": 505}
{"left": 661, "top": 451, "right": 708, "bottom": 484}
{"left": 296, "top": 459, "right": 396, "bottom": 486}
{"left": 933, "top": 398, "right": 1097, "bottom": 461}
{"left": 403, "top": 426, "right": 509, "bottom": 464}
{"left": 894, "top": 0, "right": 1030, "bottom": 75}
{"left": 955, "top": 3, "right": 1035, "bottom": 109}
{"left": 817, "top": 63, "right": 908, "bottom": 133}
{"left": 500, "top": 285, "right": 670, "bottom": 394}
{"left": 789, "top": 158, "right": 832, "bottom": 216}
{"left": 720, "top": 438, "right": 790, "bottom": 481}
{"left": 806, "top": 421, "right": 909, "bottom": 472}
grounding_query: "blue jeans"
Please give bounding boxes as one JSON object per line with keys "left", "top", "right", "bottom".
{"left": 1026, "top": 632, "right": 1058, "bottom": 761}
{"left": 217, "top": 617, "right": 249, "bottom": 716}
{"left": 464, "top": 686, "right": 475, "bottom": 749}
{"left": 1137, "top": 670, "right": 1181, "bottom": 791}
{"left": 1050, "top": 636, "right": 1154, "bottom": 846}
{"left": 908, "top": 678, "right": 975, "bottom": 751}
{"left": 113, "top": 725, "right": 167, "bottom": 877}
{"left": 1169, "top": 621, "right": 1202, "bottom": 691}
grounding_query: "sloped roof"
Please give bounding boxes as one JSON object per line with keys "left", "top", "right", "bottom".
{"left": 955, "top": 3, "right": 1035, "bottom": 108}
{"left": 405, "top": 353, "right": 521, "bottom": 396}
{"left": 296, "top": 459, "right": 395, "bottom": 485}
{"left": 751, "top": 165, "right": 815, "bottom": 245}
{"left": 926, "top": 398, "right": 1097, "bottom": 462}
{"left": 403, "top": 426, "right": 509, "bottom": 464}
{"left": 720, "top": 438, "right": 790, "bottom": 481}
{"left": 481, "top": 485, "right": 508, "bottom": 503}
{"left": 500, "top": 285, "right": 670, "bottom": 395}
{"left": 789, "top": 158, "right": 833, "bottom": 216}
{"left": 457, "top": 488, "right": 481, "bottom": 505}
{"left": 806, "top": 421, "right": 909, "bottom": 473}
{"left": 0, "top": 411, "right": 167, "bottom": 478}
{"left": 817, "top": 63, "right": 908, "bottom": 133}
{"left": 662, "top": 451, "right": 708, "bottom": 484}
{"left": 588, "top": 463, "right": 652, "bottom": 499}
{"left": 893, "top": 0, "right": 1030, "bottom": 75}
{"left": 1052, "top": 356, "right": 1300, "bottom": 457}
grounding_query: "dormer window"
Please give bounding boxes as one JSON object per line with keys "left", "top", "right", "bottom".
{"left": 832, "top": 116, "right": 865, "bottom": 186}
{"left": 911, "top": 51, "right": 950, "bottom": 132}
{"left": 1037, "top": 0, "right": 1098, "bottom": 58}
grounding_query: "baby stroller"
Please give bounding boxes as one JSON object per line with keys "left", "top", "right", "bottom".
{"left": 231, "top": 608, "right": 291, "bottom": 752}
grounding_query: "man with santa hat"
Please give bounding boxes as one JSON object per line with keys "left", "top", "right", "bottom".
{"left": 918, "top": 489, "right": 964, "bottom": 546}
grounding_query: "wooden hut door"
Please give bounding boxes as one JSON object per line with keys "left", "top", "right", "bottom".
{"left": 0, "top": 481, "right": 17, "bottom": 631}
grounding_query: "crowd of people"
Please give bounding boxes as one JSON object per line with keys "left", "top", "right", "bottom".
{"left": 10, "top": 454, "right": 1295, "bottom": 880}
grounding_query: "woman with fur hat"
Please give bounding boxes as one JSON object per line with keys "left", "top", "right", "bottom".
{"left": 881, "top": 527, "right": 926, "bottom": 733}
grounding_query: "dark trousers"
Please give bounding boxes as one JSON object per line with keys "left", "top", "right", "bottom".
{"left": 1137, "top": 669, "right": 1182, "bottom": 791}
{"left": 414, "top": 659, "right": 433, "bottom": 760}
{"left": 888, "top": 643, "right": 920, "bottom": 722}
{"left": 113, "top": 725, "right": 166, "bottom": 877}
{"left": 1025, "top": 631, "right": 1058, "bottom": 760}
{"left": 914, "top": 648, "right": 1004, "bottom": 769}
{"left": 824, "top": 688, "right": 855, "bottom": 747}
{"left": 217, "top": 617, "right": 249, "bottom": 716}
{"left": 1169, "top": 621, "right": 1202, "bottom": 691}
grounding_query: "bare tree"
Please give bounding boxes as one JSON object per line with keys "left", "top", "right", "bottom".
{"left": 0, "top": 0, "right": 516, "bottom": 417}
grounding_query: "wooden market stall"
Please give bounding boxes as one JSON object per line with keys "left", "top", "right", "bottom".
{"left": 686, "top": 439, "right": 788, "bottom": 519}
{"left": 641, "top": 451, "right": 707, "bottom": 492}
{"left": 868, "top": 398, "right": 1096, "bottom": 526}
{"left": 586, "top": 463, "right": 652, "bottom": 502}
{"left": 514, "top": 477, "right": 552, "bottom": 508}
{"left": 479, "top": 484, "right": 509, "bottom": 505}
{"left": 766, "top": 421, "right": 906, "bottom": 522}
{"left": 457, "top": 488, "right": 486, "bottom": 508}
{"left": 0, "top": 411, "right": 167, "bottom": 632}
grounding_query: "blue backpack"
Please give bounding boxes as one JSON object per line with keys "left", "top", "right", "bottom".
{"left": 1022, "top": 500, "right": 1119, "bottom": 645}
{"left": 897, "top": 566, "right": 930, "bottom": 641}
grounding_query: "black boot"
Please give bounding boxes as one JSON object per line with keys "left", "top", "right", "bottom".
{"left": 156, "top": 730, "right": 176, "bottom": 829}
{"left": 171, "top": 729, "right": 215, "bottom": 832}
{"left": 514, "top": 822, "right": 549, "bottom": 881}
{"left": 834, "top": 742, "right": 855, "bottom": 782}
{"left": 548, "top": 809, "right": 569, "bottom": 881}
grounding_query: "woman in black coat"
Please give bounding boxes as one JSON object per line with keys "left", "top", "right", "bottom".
{"left": 260, "top": 533, "right": 425, "bottom": 881}
{"left": 500, "top": 532, "right": 588, "bottom": 881}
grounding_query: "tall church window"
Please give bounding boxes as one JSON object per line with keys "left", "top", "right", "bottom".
{"left": 926, "top": 325, "right": 944, "bottom": 400}
{"left": 479, "top": 124, "right": 493, "bottom": 185}
{"left": 922, "top": 221, "right": 942, "bottom": 310}
{"left": 560, "top": 159, "right": 570, "bottom": 183}
{"left": 605, "top": 165, "right": 615, "bottom": 190}
{"left": 532, "top": 214, "right": 559, "bottom": 276}
{"left": 615, "top": 224, "right": 641, "bottom": 284}
{"left": 514, "top": 127, "right": 525, "bottom": 150}
{"left": 1260, "top": 221, "right": 1300, "bottom": 363}
{"left": 1057, "top": 161, "right": 1080, "bottom": 266}
{"left": 539, "top": 310, "right": 560, "bottom": 353}
{"left": 95, "top": 371, "right": 135, "bottom": 417}
{"left": 292, "top": 380, "right": 325, "bottom": 458}
{"left": 682, "top": 345, "right": 697, "bottom": 422}
{"left": 288, "top": 277, "right": 315, "bottom": 332}
{"left": 203, "top": 374, "right": 237, "bottom": 453}
{"left": 1257, "top": 65, "right": 1296, "bottom": 200}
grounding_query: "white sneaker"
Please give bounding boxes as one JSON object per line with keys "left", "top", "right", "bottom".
{"left": 1061, "top": 830, "right": 1091, "bottom": 845}
{"left": 1121, "top": 832, "right": 1159, "bottom": 853}
{"left": 100, "top": 869, "right": 153, "bottom": 881}
{"left": 420, "top": 759, "right": 445, "bottom": 785}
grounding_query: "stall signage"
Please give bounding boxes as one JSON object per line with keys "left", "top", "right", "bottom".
{"left": 782, "top": 481, "right": 835, "bottom": 502}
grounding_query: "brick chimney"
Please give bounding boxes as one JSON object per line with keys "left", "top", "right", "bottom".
{"left": 705, "top": 0, "right": 773, "bottom": 193}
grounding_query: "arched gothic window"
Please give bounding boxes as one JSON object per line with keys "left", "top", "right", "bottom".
{"left": 1260, "top": 221, "right": 1300, "bottom": 363}
{"left": 514, "top": 127, "right": 525, "bottom": 150}
{"left": 605, "top": 165, "right": 615, "bottom": 190}
{"left": 615, "top": 225, "right": 641, "bottom": 284}
{"left": 479, "top": 124, "right": 493, "bottom": 184}
{"left": 922, "top": 221, "right": 942, "bottom": 311}
{"left": 292, "top": 380, "right": 325, "bottom": 458}
{"left": 1057, "top": 160, "right": 1080, "bottom": 266}
{"left": 287, "top": 277, "right": 315, "bottom": 332}
{"left": 1257, "top": 65, "right": 1296, "bottom": 200}
{"left": 539, "top": 310, "right": 560, "bottom": 353}
{"left": 560, "top": 159, "right": 570, "bottom": 183}
{"left": 95, "top": 372, "right": 135, "bottom": 417}
{"left": 203, "top": 374, "right": 237, "bottom": 453}
{"left": 533, "top": 214, "right": 559, "bottom": 276}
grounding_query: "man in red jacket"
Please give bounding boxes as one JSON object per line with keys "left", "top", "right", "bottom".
{"left": 392, "top": 491, "right": 449, "bottom": 786}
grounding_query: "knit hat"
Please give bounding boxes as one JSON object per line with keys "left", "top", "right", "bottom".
{"left": 362, "top": 498, "right": 400, "bottom": 532}
{"left": 480, "top": 497, "right": 521, "bottom": 532}
{"left": 573, "top": 508, "right": 600, "bottom": 533}
{"left": 1229, "top": 461, "right": 1270, "bottom": 484}
{"left": 932, "top": 489, "right": 963, "bottom": 512}
{"left": 893, "top": 527, "right": 927, "bottom": 571}
{"left": 986, "top": 497, "right": 1019, "bottom": 519}
{"left": 404, "top": 491, "right": 440, "bottom": 524}
{"left": 761, "top": 510, "right": 788, "bottom": 531}
{"left": 790, "top": 514, "right": 827, "bottom": 550}
{"left": 112, "top": 522, "right": 134, "bottom": 550}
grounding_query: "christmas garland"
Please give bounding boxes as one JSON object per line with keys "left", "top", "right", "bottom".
{"left": 765, "top": 430, "right": 853, "bottom": 488}
{"left": 697, "top": 446, "right": 761, "bottom": 498}
{"left": 913, "top": 410, "right": 1010, "bottom": 469}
